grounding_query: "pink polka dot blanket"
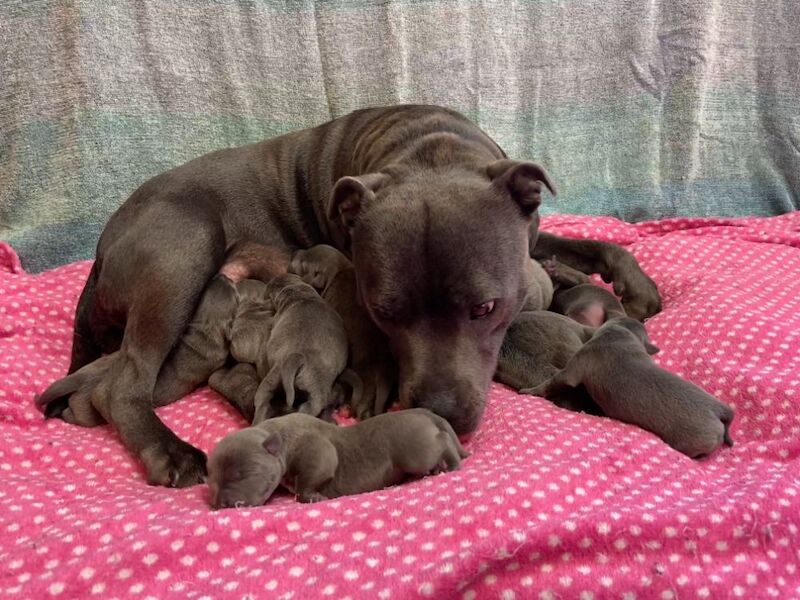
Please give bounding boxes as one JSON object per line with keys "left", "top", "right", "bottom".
{"left": 1, "top": 213, "right": 799, "bottom": 600}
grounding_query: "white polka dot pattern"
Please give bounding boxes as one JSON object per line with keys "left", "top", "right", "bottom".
{"left": 1, "top": 213, "right": 799, "bottom": 599}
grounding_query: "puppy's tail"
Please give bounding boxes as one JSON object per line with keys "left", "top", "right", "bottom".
{"left": 431, "top": 413, "right": 470, "bottom": 459}
{"left": 34, "top": 355, "right": 109, "bottom": 417}
{"left": 337, "top": 368, "right": 364, "bottom": 410}
{"left": 282, "top": 353, "right": 305, "bottom": 409}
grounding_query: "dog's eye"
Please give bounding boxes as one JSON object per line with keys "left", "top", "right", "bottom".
{"left": 470, "top": 300, "right": 495, "bottom": 319}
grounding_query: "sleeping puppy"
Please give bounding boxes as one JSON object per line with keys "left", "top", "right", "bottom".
{"left": 290, "top": 245, "right": 396, "bottom": 419}
{"left": 521, "top": 258, "right": 555, "bottom": 312}
{"left": 542, "top": 257, "right": 625, "bottom": 327}
{"left": 207, "top": 409, "right": 468, "bottom": 509}
{"left": 526, "top": 317, "right": 735, "bottom": 458}
{"left": 495, "top": 310, "right": 601, "bottom": 415}
{"left": 252, "top": 273, "right": 356, "bottom": 423}
{"left": 36, "top": 275, "right": 238, "bottom": 425}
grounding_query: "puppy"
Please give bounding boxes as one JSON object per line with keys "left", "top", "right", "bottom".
{"left": 290, "top": 245, "right": 396, "bottom": 419}
{"left": 36, "top": 276, "right": 238, "bottom": 425}
{"left": 526, "top": 317, "right": 735, "bottom": 458}
{"left": 253, "top": 273, "right": 355, "bottom": 422}
{"left": 228, "top": 278, "right": 274, "bottom": 365}
{"left": 521, "top": 258, "right": 554, "bottom": 312}
{"left": 495, "top": 310, "right": 601, "bottom": 415}
{"left": 207, "top": 409, "right": 468, "bottom": 508}
{"left": 542, "top": 257, "right": 625, "bottom": 327}
{"left": 208, "top": 363, "right": 261, "bottom": 423}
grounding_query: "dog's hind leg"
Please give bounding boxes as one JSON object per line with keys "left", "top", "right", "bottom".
{"left": 88, "top": 203, "right": 226, "bottom": 487}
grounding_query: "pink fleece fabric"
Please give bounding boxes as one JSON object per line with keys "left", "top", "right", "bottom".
{"left": 1, "top": 214, "right": 799, "bottom": 599}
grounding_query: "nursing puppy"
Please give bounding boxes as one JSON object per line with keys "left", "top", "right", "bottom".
{"left": 228, "top": 279, "right": 274, "bottom": 366}
{"left": 36, "top": 276, "right": 238, "bottom": 428}
{"left": 208, "top": 363, "right": 261, "bottom": 423}
{"left": 290, "top": 245, "right": 396, "bottom": 418}
{"left": 527, "top": 317, "right": 735, "bottom": 458}
{"left": 542, "top": 257, "right": 625, "bottom": 327}
{"left": 208, "top": 409, "right": 468, "bottom": 509}
{"left": 253, "top": 273, "right": 355, "bottom": 423}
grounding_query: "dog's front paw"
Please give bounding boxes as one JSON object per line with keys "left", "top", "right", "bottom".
{"left": 604, "top": 252, "right": 662, "bottom": 321}
{"left": 141, "top": 440, "right": 207, "bottom": 488}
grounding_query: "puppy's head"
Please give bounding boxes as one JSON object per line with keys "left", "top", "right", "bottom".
{"left": 207, "top": 428, "right": 284, "bottom": 510}
{"left": 327, "top": 161, "right": 555, "bottom": 434}
{"left": 263, "top": 273, "right": 319, "bottom": 312}
{"left": 290, "top": 244, "right": 353, "bottom": 292}
{"left": 601, "top": 316, "right": 660, "bottom": 355}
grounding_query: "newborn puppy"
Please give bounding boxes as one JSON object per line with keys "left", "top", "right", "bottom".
{"left": 542, "top": 257, "right": 625, "bottom": 326}
{"left": 36, "top": 276, "right": 238, "bottom": 425}
{"left": 290, "top": 245, "right": 396, "bottom": 419}
{"left": 208, "top": 363, "right": 261, "bottom": 422}
{"left": 527, "top": 317, "right": 735, "bottom": 458}
{"left": 207, "top": 409, "right": 468, "bottom": 509}
{"left": 521, "top": 258, "right": 555, "bottom": 312}
{"left": 253, "top": 273, "right": 354, "bottom": 422}
{"left": 495, "top": 310, "right": 601, "bottom": 415}
{"left": 228, "top": 279, "right": 274, "bottom": 365}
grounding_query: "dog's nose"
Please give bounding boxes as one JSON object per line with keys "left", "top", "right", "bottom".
{"left": 410, "top": 384, "right": 483, "bottom": 435}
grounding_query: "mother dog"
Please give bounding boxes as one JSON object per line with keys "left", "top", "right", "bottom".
{"left": 39, "top": 105, "right": 661, "bottom": 487}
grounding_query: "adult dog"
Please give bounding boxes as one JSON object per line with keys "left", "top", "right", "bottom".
{"left": 40, "top": 105, "right": 661, "bottom": 487}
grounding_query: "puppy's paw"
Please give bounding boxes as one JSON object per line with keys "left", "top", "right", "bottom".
{"left": 297, "top": 491, "right": 328, "bottom": 504}
{"left": 540, "top": 255, "right": 559, "bottom": 279}
{"left": 141, "top": 440, "right": 207, "bottom": 488}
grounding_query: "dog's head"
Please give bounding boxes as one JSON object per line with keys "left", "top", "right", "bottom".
{"left": 328, "top": 160, "right": 555, "bottom": 434}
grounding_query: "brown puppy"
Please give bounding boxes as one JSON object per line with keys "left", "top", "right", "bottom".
{"left": 36, "top": 276, "right": 238, "bottom": 429}
{"left": 526, "top": 317, "right": 735, "bottom": 458}
{"left": 542, "top": 257, "right": 626, "bottom": 327}
{"left": 290, "top": 245, "right": 396, "bottom": 419}
{"left": 253, "top": 274, "right": 355, "bottom": 423}
{"left": 207, "top": 409, "right": 468, "bottom": 509}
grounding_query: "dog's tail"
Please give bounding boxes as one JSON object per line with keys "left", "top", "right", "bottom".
{"left": 282, "top": 353, "right": 305, "bottom": 409}
{"left": 337, "top": 368, "right": 364, "bottom": 410}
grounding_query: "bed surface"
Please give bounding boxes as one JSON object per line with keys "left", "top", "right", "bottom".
{"left": 1, "top": 213, "right": 799, "bottom": 599}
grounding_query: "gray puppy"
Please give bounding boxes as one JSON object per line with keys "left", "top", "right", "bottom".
{"left": 36, "top": 276, "right": 238, "bottom": 428}
{"left": 228, "top": 278, "right": 274, "bottom": 365}
{"left": 526, "top": 317, "right": 735, "bottom": 458}
{"left": 495, "top": 310, "right": 601, "bottom": 414}
{"left": 542, "top": 257, "right": 626, "bottom": 327}
{"left": 290, "top": 245, "right": 397, "bottom": 419}
{"left": 252, "top": 273, "right": 356, "bottom": 423}
{"left": 208, "top": 363, "right": 262, "bottom": 423}
{"left": 208, "top": 409, "right": 468, "bottom": 509}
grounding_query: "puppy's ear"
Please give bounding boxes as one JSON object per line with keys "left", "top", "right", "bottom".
{"left": 645, "top": 341, "right": 660, "bottom": 355}
{"left": 327, "top": 173, "right": 389, "bottom": 233}
{"left": 487, "top": 160, "right": 556, "bottom": 216}
{"left": 262, "top": 433, "right": 282, "bottom": 455}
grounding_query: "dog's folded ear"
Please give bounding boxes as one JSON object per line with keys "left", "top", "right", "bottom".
{"left": 328, "top": 173, "right": 390, "bottom": 232}
{"left": 487, "top": 160, "right": 556, "bottom": 216}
